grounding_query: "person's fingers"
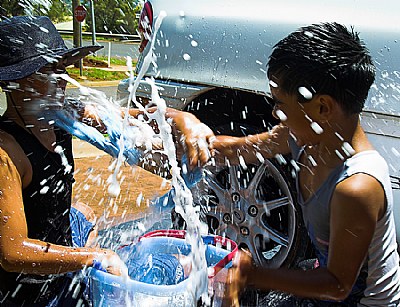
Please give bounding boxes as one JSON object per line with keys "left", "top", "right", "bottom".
{"left": 186, "top": 138, "right": 199, "bottom": 167}
{"left": 179, "top": 123, "right": 215, "bottom": 168}
{"left": 106, "top": 266, "right": 122, "bottom": 276}
{"left": 197, "top": 138, "right": 211, "bottom": 166}
{"left": 207, "top": 135, "right": 216, "bottom": 153}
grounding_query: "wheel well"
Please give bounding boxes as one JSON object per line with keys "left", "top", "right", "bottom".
{"left": 184, "top": 88, "right": 278, "bottom": 136}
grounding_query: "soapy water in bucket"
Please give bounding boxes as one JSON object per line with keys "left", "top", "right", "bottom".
{"left": 52, "top": 10, "right": 212, "bottom": 305}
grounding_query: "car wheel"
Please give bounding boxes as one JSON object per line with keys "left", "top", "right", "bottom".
{"left": 192, "top": 158, "right": 310, "bottom": 268}
{"left": 185, "top": 89, "right": 311, "bottom": 268}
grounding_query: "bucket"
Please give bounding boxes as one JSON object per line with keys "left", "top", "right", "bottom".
{"left": 88, "top": 230, "right": 237, "bottom": 307}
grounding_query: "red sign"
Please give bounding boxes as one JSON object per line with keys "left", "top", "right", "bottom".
{"left": 74, "top": 5, "right": 87, "bottom": 23}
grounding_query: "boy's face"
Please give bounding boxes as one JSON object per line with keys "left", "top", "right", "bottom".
{"left": 270, "top": 82, "right": 323, "bottom": 147}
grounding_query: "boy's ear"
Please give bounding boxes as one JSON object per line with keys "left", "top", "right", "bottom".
{"left": 317, "top": 95, "right": 336, "bottom": 121}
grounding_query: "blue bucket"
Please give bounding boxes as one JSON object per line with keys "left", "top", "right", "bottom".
{"left": 88, "top": 230, "right": 237, "bottom": 307}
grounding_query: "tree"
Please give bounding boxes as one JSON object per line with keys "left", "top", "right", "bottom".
{"left": 1, "top": 0, "right": 70, "bottom": 23}
{"left": 83, "top": 0, "right": 141, "bottom": 34}
{"left": 1, "top": 0, "right": 141, "bottom": 34}
{"left": 47, "top": 0, "right": 71, "bottom": 23}
{"left": 1, "top": 0, "right": 33, "bottom": 17}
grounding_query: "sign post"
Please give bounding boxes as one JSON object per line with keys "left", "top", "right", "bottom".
{"left": 89, "top": 0, "right": 97, "bottom": 47}
{"left": 74, "top": 5, "right": 87, "bottom": 77}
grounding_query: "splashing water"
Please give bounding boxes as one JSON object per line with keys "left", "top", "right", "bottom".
{"left": 54, "top": 9, "right": 210, "bottom": 305}
{"left": 125, "top": 10, "right": 209, "bottom": 302}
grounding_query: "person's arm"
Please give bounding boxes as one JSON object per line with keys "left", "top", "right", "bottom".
{"left": 225, "top": 173, "right": 383, "bottom": 304}
{"left": 213, "top": 124, "right": 291, "bottom": 165}
{"left": 0, "top": 148, "right": 125, "bottom": 276}
{"left": 80, "top": 103, "right": 215, "bottom": 167}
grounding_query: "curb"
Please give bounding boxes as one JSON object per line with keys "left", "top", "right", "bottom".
{"left": 68, "top": 80, "right": 122, "bottom": 88}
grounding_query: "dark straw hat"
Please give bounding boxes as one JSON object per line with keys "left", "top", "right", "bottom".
{"left": 0, "top": 16, "right": 103, "bottom": 81}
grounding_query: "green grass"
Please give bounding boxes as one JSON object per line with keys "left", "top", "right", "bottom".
{"left": 86, "top": 55, "right": 133, "bottom": 66}
{"left": 67, "top": 67, "right": 128, "bottom": 81}
{"left": 61, "top": 34, "right": 123, "bottom": 43}
{"left": 66, "top": 56, "right": 136, "bottom": 81}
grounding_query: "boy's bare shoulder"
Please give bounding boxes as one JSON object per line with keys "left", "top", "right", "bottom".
{"left": 333, "top": 173, "right": 385, "bottom": 218}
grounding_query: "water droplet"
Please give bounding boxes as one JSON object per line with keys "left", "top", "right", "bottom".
{"left": 183, "top": 53, "right": 191, "bottom": 61}
{"left": 39, "top": 26, "right": 49, "bottom": 33}
{"left": 136, "top": 193, "right": 143, "bottom": 206}
{"left": 269, "top": 80, "right": 278, "bottom": 88}
{"left": 239, "top": 155, "right": 247, "bottom": 170}
{"left": 391, "top": 147, "right": 400, "bottom": 157}
{"left": 310, "top": 122, "right": 323, "bottom": 134}
{"left": 40, "top": 186, "right": 49, "bottom": 194}
{"left": 108, "top": 182, "right": 121, "bottom": 198}
{"left": 304, "top": 31, "right": 313, "bottom": 38}
{"left": 342, "top": 142, "right": 355, "bottom": 156}
{"left": 191, "top": 40, "right": 198, "bottom": 47}
{"left": 274, "top": 154, "right": 287, "bottom": 165}
{"left": 381, "top": 70, "right": 389, "bottom": 78}
{"left": 290, "top": 160, "right": 300, "bottom": 172}
{"left": 307, "top": 155, "right": 317, "bottom": 167}
{"left": 275, "top": 110, "right": 287, "bottom": 121}
{"left": 256, "top": 152, "right": 265, "bottom": 163}
{"left": 298, "top": 87, "right": 313, "bottom": 100}
{"left": 335, "top": 132, "right": 344, "bottom": 141}
{"left": 335, "top": 150, "right": 345, "bottom": 160}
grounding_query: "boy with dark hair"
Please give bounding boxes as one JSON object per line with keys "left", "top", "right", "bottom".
{"left": 215, "top": 22, "right": 400, "bottom": 305}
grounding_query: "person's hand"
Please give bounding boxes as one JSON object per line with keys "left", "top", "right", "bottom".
{"left": 172, "top": 111, "right": 215, "bottom": 168}
{"left": 223, "top": 249, "right": 254, "bottom": 307}
{"left": 93, "top": 249, "right": 128, "bottom": 277}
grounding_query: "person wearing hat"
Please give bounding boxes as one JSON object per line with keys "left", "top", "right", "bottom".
{"left": 0, "top": 16, "right": 214, "bottom": 306}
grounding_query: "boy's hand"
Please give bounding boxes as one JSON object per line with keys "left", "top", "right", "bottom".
{"left": 93, "top": 249, "right": 128, "bottom": 277}
{"left": 224, "top": 249, "right": 254, "bottom": 306}
{"left": 172, "top": 112, "right": 215, "bottom": 167}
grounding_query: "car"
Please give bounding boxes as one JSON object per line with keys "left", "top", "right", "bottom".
{"left": 117, "top": 0, "right": 400, "bottom": 269}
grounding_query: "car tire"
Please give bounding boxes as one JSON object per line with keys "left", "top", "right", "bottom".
{"left": 186, "top": 89, "right": 313, "bottom": 269}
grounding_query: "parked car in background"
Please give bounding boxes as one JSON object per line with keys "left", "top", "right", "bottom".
{"left": 117, "top": 0, "right": 400, "bottom": 268}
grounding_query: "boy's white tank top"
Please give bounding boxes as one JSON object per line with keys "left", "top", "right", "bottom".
{"left": 295, "top": 149, "right": 400, "bottom": 306}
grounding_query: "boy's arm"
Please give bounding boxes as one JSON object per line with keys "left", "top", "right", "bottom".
{"left": 225, "top": 173, "right": 384, "bottom": 303}
{"left": 213, "top": 124, "right": 291, "bottom": 165}
{"left": 80, "top": 104, "right": 214, "bottom": 167}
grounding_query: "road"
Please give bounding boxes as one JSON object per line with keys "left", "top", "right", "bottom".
{"left": 66, "top": 85, "right": 118, "bottom": 101}
{"left": 64, "top": 39, "right": 140, "bottom": 60}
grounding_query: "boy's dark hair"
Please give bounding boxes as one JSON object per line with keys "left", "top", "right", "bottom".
{"left": 267, "top": 22, "right": 375, "bottom": 114}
